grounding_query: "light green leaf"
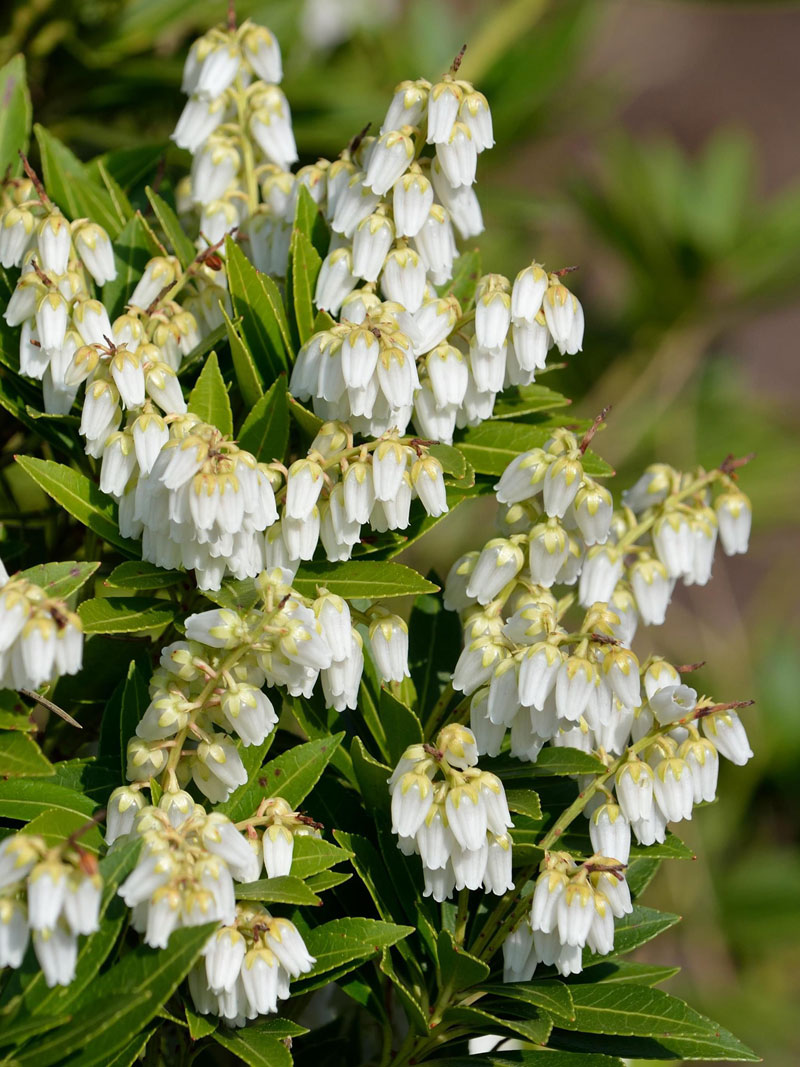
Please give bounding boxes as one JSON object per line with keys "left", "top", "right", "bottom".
{"left": 104, "top": 561, "right": 184, "bottom": 591}
{"left": 216, "top": 733, "right": 343, "bottom": 821}
{"left": 78, "top": 596, "right": 174, "bottom": 634}
{"left": 223, "top": 305, "right": 264, "bottom": 409}
{"left": 558, "top": 983, "right": 759, "bottom": 1061}
{"left": 188, "top": 350, "right": 233, "bottom": 436}
{"left": 11, "top": 994, "right": 151, "bottom": 1067}
{"left": 238, "top": 376, "right": 289, "bottom": 462}
{"left": 212, "top": 1019, "right": 306, "bottom": 1067}
{"left": 226, "top": 236, "right": 292, "bottom": 379}
{"left": 144, "top": 186, "right": 196, "bottom": 267}
{"left": 0, "top": 778, "right": 95, "bottom": 823}
{"left": 15, "top": 456, "right": 136, "bottom": 555}
{"left": 492, "top": 382, "right": 571, "bottom": 419}
{"left": 20, "top": 807, "right": 103, "bottom": 853}
{"left": 293, "top": 560, "right": 437, "bottom": 599}
{"left": 305, "top": 869, "right": 351, "bottom": 893}
{"left": 0, "top": 55, "right": 32, "bottom": 178}
{"left": 457, "top": 421, "right": 614, "bottom": 478}
{"left": 290, "top": 835, "right": 353, "bottom": 880}
{"left": 15, "top": 561, "right": 99, "bottom": 600}
{"left": 0, "top": 731, "right": 53, "bottom": 777}
{"left": 235, "top": 875, "right": 321, "bottom": 906}
{"left": 287, "top": 227, "right": 322, "bottom": 347}
{"left": 505, "top": 789, "right": 543, "bottom": 821}
{"left": 296, "top": 918, "right": 414, "bottom": 985}
{"left": 288, "top": 395, "right": 324, "bottom": 438}
{"left": 0, "top": 690, "right": 34, "bottom": 731}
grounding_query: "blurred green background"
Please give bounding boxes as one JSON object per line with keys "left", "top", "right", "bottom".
{"left": 2, "top": 0, "right": 799, "bottom": 1062}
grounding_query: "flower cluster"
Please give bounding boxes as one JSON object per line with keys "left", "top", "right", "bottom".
{"left": 389, "top": 725, "right": 514, "bottom": 901}
{"left": 188, "top": 903, "right": 314, "bottom": 1027}
{"left": 0, "top": 833, "right": 102, "bottom": 987}
{"left": 0, "top": 564, "right": 83, "bottom": 690}
{"left": 172, "top": 19, "right": 294, "bottom": 251}
{"left": 504, "top": 851, "right": 632, "bottom": 980}
{"left": 255, "top": 797, "right": 323, "bottom": 878}
{"left": 117, "top": 797, "right": 258, "bottom": 945}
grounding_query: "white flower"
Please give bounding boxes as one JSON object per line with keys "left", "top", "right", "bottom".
{"left": 37, "top": 213, "right": 72, "bottom": 274}
{"left": 0, "top": 207, "right": 35, "bottom": 269}
{"left": 264, "top": 916, "right": 316, "bottom": 976}
{"left": 195, "top": 735, "right": 249, "bottom": 799}
{"left": 578, "top": 545, "right": 623, "bottom": 608}
{"left": 32, "top": 923, "right": 78, "bottom": 987}
{"left": 528, "top": 519, "right": 569, "bottom": 588}
{"left": 650, "top": 683, "right": 697, "bottom": 725}
{"left": 557, "top": 880, "right": 595, "bottom": 947}
{"left": 715, "top": 491, "right": 752, "bottom": 555}
{"left": 369, "top": 614, "right": 409, "bottom": 682}
{"left": 630, "top": 557, "right": 673, "bottom": 626}
{"left": 615, "top": 760, "right": 654, "bottom": 823}
{"left": 494, "top": 449, "right": 548, "bottom": 505}
{"left": 543, "top": 284, "right": 583, "bottom": 355}
{"left": 653, "top": 757, "right": 694, "bottom": 823}
{"left": 242, "top": 24, "right": 283, "bottom": 82}
{"left": 315, "top": 248, "right": 357, "bottom": 314}
{"left": 511, "top": 263, "right": 549, "bottom": 324}
{"left": 73, "top": 222, "right": 117, "bottom": 285}
{"left": 679, "top": 736, "right": 719, "bottom": 804}
{"left": 413, "top": 206, "right": 456, "bottom": 284}
{"left": 195, "top": 42, "right": 241, "bottom": 97}
{"left": 382, "top": 80, "right": 428, "bottom": 133}
{"left": 701, "top": 711, "right": 753, "bottom": 765}
{"left": 436, "top": 122, "right": 477, "bottom": 188}
{"left": 0, "top": 898, "right": 29, "bottom": 968}
{"left": 331, "top": 174, "right": 380, "bottom": 237}
{"left": 352, "top": 213, "right": 394, "bottom": 283}
{"left": 466, "top": 539, "right": 524, "bottom": 606}
{"left": 589, "top": 803, "right": 631, "bottom": 864}
{"left": 653, "top": 512, "right": 695, "bottom": 579}
{"left": 206, "top": 927, "right": 247, "bottom": 994}
{"left": 503, "top": 921, "right": 537, "bottom": 982}
{"left": 63, "top": 870, "right": 102, "bottom": 935}
{"left": 427, "top": 81, "right": 461, "bottom": 144}
{"left": 364, "top": 130, "right": 414, "bottom": 195}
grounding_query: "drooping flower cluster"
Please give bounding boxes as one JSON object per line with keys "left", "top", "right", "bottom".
{"left": 389, "top": 725, "right": 514, "bottom": 901}
{"left": 504, "top": 851, "right": 632, "bottom": 980}
{"left": 0, "top": 833, "right": 102, "bottom": 987}
{"left": 172, "top": 19, "right": 294, "bottom": 251}
{"left": 0, "top": 564, "right": 83, "bottom": 690}
{"left": 117, "top": 798, "right": 258, "bottom": 944}
{"left": 255, "top": 797, "right": 323, "bottom": 879}
{"left": 188, "top": 903, "right": 315, "bottom": 1027}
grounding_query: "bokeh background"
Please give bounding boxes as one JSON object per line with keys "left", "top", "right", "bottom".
{"left": 2, "top": 0, "right": 798, "bottom": 1062}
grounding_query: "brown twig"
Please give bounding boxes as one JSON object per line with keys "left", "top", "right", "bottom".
{"left": 450, "top": 44, "right": 467, "bottom": 74}
{"left": 719, "top": 452, "right": 755, "bottom": 476}
{"left": 348, "top": 123, "right": 371, "bottom": 158}
{"left": 20, "top": 688, "right": 83, "bottom": 729}
{"left": 18, "top": 152, "right": 51, "bottom": 206}
{"left": 579, "top": 406, "right": 611, "bottom": 454}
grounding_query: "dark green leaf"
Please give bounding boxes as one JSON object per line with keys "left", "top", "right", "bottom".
{"left": 15, "top": 456, "right": 136, "bottom": 555}
{"left": 437, "top": 929, "right": 489, "bottom": 992}
{"left": 297, "top": 918, "right": 414, "bottom": 984}
{"left": 238, "top": 376, "right": 289, "bottom": 462}
{"left": 441, "top": 249, "right": 482, "bottom": 308}
{"left": 293, "top": 183, "right": 329, "bottom": 258}
{"left": 145, "top": 186, "right": 196, "bottom": 267}
{"left": 492, "top": 383, "right": 571, "bottom": 420}
{"left": 223, "top": 305, "right": 264, "bottom": 408}
{"left": 444, "top": 1003, "right": 553, "bottom": 1045}
{"left": 480, "top": 980, "right": 575, "bottom": 1023}
{"left": 408, "top": 588, "right": 462, "bottom": 723}
{"left": 380, "top": 689, "right": 423, "bottom": 764}
{"left": 188, "top": 350, "right": 233, "bottom": 436}
{"left": 212, "top": 1019, "right": 306, "bottom": 1067}
{"left": 98, "top": 660, "right": 150, "bottom": 781}
{"left": 0, "top": 778, "right": 95, "bottom": 823}
{"left": 611, "top": 904, "right": 681, "bottom": 955}
{"left": 289, "top": 835, "right": 353, "bottom": 880}
{"left": 35, "top": 125, "right": 125, "bottom": 237}
{"left": 103, "top": 212, "right": 161, "bottom": 319}
{"left": 350, "top": 737, "right": 392, "bottom": 813}
{"left": 226, "top": 236, "right": 292, "bottom": 379}
{"left": 88, "top": 144, "right": 164, "bottom": 192}
{"left": 457, "top": 421, "right": 613, "bottom": 478}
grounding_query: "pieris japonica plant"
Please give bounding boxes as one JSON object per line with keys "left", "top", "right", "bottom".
{"left": 0, "top": 7, "right": 759, "bottom": 1066}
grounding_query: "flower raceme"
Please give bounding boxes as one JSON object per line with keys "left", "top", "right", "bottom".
{"left": 389, "top": 726, "right": 514, "bottom": 901}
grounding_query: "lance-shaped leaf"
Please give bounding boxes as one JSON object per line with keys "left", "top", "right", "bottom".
{"left": 226, "top": 236, "right": 292, "bottom": 379}
{"left": 188, "top": 350, "right": 233, "bottom": 436}
{"left": 0, "top": 731, "right": 54, "bottom": 777}
{"left": 0, "top": 55, "right": 32, "bottom": 176}
{"left": 457, "top": 420, "right": 613, "bottom": 478}
{"left": 78, "top": 596, "right": 175, "bottom": 634}
{"left": 15, "top": 561, "right": 99, "bottom": 600}
{"left": 287, "top": 227, "right": 322, "bottom": 348}
{"left": 145, "top": 185, "right": 196, "bottom": 267}
{"left": 238, "top": 376, "right": 289, "bottom": 462}
{"left": 235, "top": 875, "right": 321, "bottom": 906}
{"left": 292, "top": 560, "right": 437, "bottom": 599}
{"left": 36, "top": 124, "right": 127, "bottom": 236}
{"left": 293, "top": 917, "right": 414, "bottom": 990}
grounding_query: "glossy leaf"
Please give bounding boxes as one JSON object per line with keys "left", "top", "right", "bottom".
{"left": 293, "top": 560, "right": 437, "bottom": 599}
{"left": 188, "top": 350, "right": 233, "bottom": 436}
{"left": 0, "top": 731, "right": 54, "bottom": 777}
{"left": 297, "top": 918, "right": 414, "bottom": 984}
{"left": 36, "top": 124, "right": 126, "bottom": 236}
{"left": 104, "top": 561, "right": 184, "bottom": 591}
{"left": 78, "top": 596, "right": 174, "bottom": 634}
{"left": 290, "top": 835, "right": 354, "bottom": 880}
{"left": 235, "top": 875, "right": 321, "bottom": 906}
{"left": 0, "top": 55, "right": 32, "bottom": 177}
{"left": 457, "top": 420, "right": 613, "bottom": 478}
{"left": 144, "top": 185, "right": 196, "bottom": 267}
{"left": 226, "top": 236, "right": 292, "bottom": 380}
{"left": 238, "top": 376, "right": 289, "bottom": 462}
{"left": 223, "top": 305, "right": 264, "bottom": 408}
{"left": 15, "top": 561, "right": 99, "bottom": 600}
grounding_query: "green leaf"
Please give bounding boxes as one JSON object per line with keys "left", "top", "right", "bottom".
{"left": 408, "top": 588, "right": 462, "bottom": 723}
{"left": 287, "top": 228, "right": 322, "bottom": 348}
{"left": 505, "top": 789, "right": 543, "bottom": 821}
{"left": 235, "top": 874, "right": 321, "bottom": 906}
{"left": 380, "top": 689, "right": 423, "bottom": 764}
{"left": 457, "top": 421, "right": 614, "bottom": 478}
{"left": 293, "top": 183, "right": 329, "bottom": 258}
{"left": 350, "top": 737, "right": 392, "bottom": 813}
{"left": 0, "top": 778, "right": 95, "bottom": 823}
{"left": 144, "top": 186, "right": 196, "bottom": 267}
{"left": 288, "top": 395, "right": 324, "bottom": 438}
{"left": 78, "top": 596, "right": 174, "bottom": 634}
{"left": 555, "top": 983, "right": 759, "bottom": 1061}
{"left": 491, "top": 383, "right": 571, "bottom": 420}
{"left": 0, "top": 731, "right": 53, "bottom": 777}
{"left": 185, "top": 1001, "right": 217, "bottom": 1039}
{"left": 441, "top": 249, "right": 482, "bottom": 308}
{"left": 611, "top": 904, "right": 681, "bottom": 955}
{"left": 104, "top": 561, "right": 184, "bottom": 591}
{"left": 87, "top": 144, "right": 163, "bottom": 192}
{"left": 0, "top": 691, "right": 34, "bottom": 731}
{"left": 226, "top": 236, "right": 292, "bottom": 379}
{"left": 188, "top": 350, "right": 233, "bottom": 436}
{"left": 19, "top": 806, "right": 103, "bottom": 853}
{"left": 437, "top": 929, "right": 489, "bottom": 993}
{"left": 103, "top": 211, "right": 162, "bottom": 319}
{"left": 11, "top": 994, "right": 151, "bottom": 1067}
{"left": 0, "top": 55, "right": 32, "bottom": 178}
{"left": 0, "top": 1012, "right": 72, "bottom": 1050}
{"left": 15, "top": 456, "right": 136, "bottom": 555}
{"left": 483, "top": 747, "right": 607, "bottom": 779}
{"left": 305, "top": 869, "right": 351, "bottom": 893}
{"left": 15, "top": 561, "right": 99, "bottom": 600}
{"left": 35, "top": 125, "right": 125, "bottom": 237}
{"left": 290, "top": 835, "right": 353, "bottom": 880}
{"left": 444, "top": 1002, "right": 553, "bottom": 1046}
{"left": 238, "top": 376, "right": 289, "bottom": 462}
{"left": 292, "top": 560, "right": 438, "bottom": 599}
{"left": 212, "top": 1019, "right": 306, "bottom": 1067}
{"left": 297, "top": 918, "right": 414, "bottom": 985}
{"left": 574, "top": 960, "right": 681, "bottom": 987}
{"left": 380, "top": 946, "right": 429, "bottom": 1034}
{"left": 223, "top": 305, "right": 264, "bottom": 409}
{"left": 98, "top": 659, "right": 150, "bottom": 781}
{"left": 216, "top": 733, "right": 343, "bottom": 821}
{"left": 481, "top": 979, "right": 575, "bottom": 1023}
